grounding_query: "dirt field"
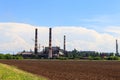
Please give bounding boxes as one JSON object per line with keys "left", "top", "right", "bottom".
{"left": 0, "top": 60, "right": 119, "bottom": 80}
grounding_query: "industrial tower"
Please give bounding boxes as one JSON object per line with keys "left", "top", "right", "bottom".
{"left": 34, "top": 28, "right": 38, "bottom": 54}
{"left": 64, "top": 35, "right": 66, "bottom": 56}
{"left": 48, "top": 28, "right": 52, "bottom": 58}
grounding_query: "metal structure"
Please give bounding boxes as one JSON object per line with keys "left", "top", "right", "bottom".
{"left": 48, "top": 28, "right": 52, "bottom": 58}
{"left": 34, "top": 28, "right": 38, "bottom": 54}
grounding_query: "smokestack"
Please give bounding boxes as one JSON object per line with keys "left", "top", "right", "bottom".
{"left": 64, "top": 35, "right": 66, "bottom": 54}
{"left": 116, "top": 39, "right": 119, "bottom": 56}
{"left": 48, "top": 28, "right": 52, "bottom": 58}
{"left": 34, "top": 28, "right": 38, "bottom": 54}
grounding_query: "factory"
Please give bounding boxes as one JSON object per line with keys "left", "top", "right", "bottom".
{"left": 18, "top": 28, "right": 66, "bottom": 59}
{"left": 18, "top": 27, "right": 119, "bottom": 59}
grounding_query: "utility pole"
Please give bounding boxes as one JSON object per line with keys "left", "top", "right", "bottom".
{"left": 116, "top": 39, "right": 119, "bottom": 56}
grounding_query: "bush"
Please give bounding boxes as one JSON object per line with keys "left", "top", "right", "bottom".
{"left": 93, "top": 56, "right": 102, "bottom": 60}
{"left": 0, "top": 53, "right": 24, "bottom": 60}
{"left": 0, "top": 54, "right": 5, "bottom": 59}
{"left": 114, "top": 56, "right": 120, "bottom": 60}
{"left": 107, "top": 56, "right": 120, "bottom": 60}
{"left": 58, "top": 57, "right": 68, "bottom": 60}
{"left": 68, "top": 57, "right": 74, "bottom": 59}
{"left": 88, "top": 56, "right": 94, "bottom": 60}
{"left": 15, "top": 55, "right": 23, "bottom": 60}
{"left": 4, "top": 54, "right": 13, "bottom": 59}
{"left": 88, "top": 56, "right": 102, "bottom": 60}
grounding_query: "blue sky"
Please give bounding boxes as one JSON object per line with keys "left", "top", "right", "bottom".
{"left": 0, "top": 0, "right": 120, "bottom": 28}
{"left": 0, "top": 0, "right": 120, "bottom": 53}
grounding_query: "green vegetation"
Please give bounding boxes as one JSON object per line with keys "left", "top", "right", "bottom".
{"left": 1, "top": 49, "right": 120, "bottom": 60}
{"left": 58, "top": 57, "right": 68, "bottom": 60}
{"left": 88, "top": 56, "right": 103, "bottom": 60}
{"left": 88, "top": 56, "right": 120, "bottom": 60}
{"left": 66, "top": 49, "right": 120, "bottom": 60}
{"left": 107, "top": 56, "right": 120, "bottom": 60}
{"left": 0, "top": 53, "right": 23, "bottom": 59}
{"left": 0, "top": 63, "right": 47, "bottom": 80}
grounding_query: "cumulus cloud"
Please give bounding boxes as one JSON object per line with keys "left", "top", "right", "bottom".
{"left": 105, "top": 26, "right": 120, "bottom": 34}
{"left": 0, "top": 22, "right": 118, "bottom": 53}
{"left": 54, "top": 27, "right": 116, "bottom": 52}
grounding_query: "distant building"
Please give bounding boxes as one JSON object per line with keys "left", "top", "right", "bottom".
{"left": 17, "top": 52, "right": 33, "bottom": 55}
{"left": 17, "top": 46, "right": 64, "bottom": 59}
{"left": 44, "top": 46, "right": 64, "bottom": 58}
{"left": 17, "top": 50, "right": 34, "bottom": 58}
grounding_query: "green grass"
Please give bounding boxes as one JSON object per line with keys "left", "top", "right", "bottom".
{"left": 0, "top": 63, "right": 47, "bottom": 80}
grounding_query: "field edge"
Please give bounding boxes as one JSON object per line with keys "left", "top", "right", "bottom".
{"left": 0, "top": 63, "right": 48, "bottom": 80}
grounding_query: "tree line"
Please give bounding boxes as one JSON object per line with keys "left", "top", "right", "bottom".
{"left": 0, "top": 53, "right": 23, "bottom": 59}
{"left": 58, "top": 49, "right": 120, "bottom": 60}
{"left": 0, "top": 49, "right": 120, "bottom": 60}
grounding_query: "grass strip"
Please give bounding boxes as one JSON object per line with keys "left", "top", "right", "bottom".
{"left": 0, "top": 63, "right": 47, "bottom": 80}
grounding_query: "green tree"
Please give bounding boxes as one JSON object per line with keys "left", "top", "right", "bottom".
{"left": 0, "top": 54, "right": 5, "bottom": 59}
{"left": 4, "top": 54, "right": 13, "bottom": 59}
{"left": 15, "top": 55, "right": 23, "bottom": 59}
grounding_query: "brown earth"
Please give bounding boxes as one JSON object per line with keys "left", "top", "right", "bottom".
{"left": 0, "top": 60, "right": 119, "bottom": 80}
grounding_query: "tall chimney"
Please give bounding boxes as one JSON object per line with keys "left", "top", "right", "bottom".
{"left": 64, "top": 35, "right": 66, "bottom": 53}
{"left": 34, "top": 28, "right": 38, "bottom": 54}
{"left": 116, "top": 39, "right": 118, "bottom": 56}
{"left": 64, "top": 35, "right": 67, "bottom": 56}
{"left": 48, "top": 28, "right": 52, "bottom": 58}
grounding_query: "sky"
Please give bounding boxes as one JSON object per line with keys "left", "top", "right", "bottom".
{"left": 0, "top": 0, "right": 120, "bottom": 27}
{"left": 0, "top": 0, "right": 120, "bottom": 53}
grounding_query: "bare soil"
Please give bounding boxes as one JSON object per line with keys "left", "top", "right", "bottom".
{"left": 0, "top": 60, "right": 119, "bottom": 80}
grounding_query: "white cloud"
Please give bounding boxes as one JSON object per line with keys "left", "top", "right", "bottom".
{"left": 105, "top": 26, "right": 120, "bottom": 34}
{"left": 0, "top": 22, "right": 118, "bottom": 53}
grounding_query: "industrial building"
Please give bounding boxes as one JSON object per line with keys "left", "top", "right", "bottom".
{"left": 18, "top": 27, "right": 66, "bottom": 59}
{"left": 17, "top": 27, "right": 119, "bottom": 59}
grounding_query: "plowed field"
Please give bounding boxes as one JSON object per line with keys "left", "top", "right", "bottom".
{"left": 0, "top": 60, "right": 119, "bottom": 80}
